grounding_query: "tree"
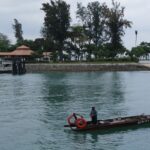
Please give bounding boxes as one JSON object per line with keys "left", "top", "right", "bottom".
{"left": 68, "top": 25, "right": 87, "bottom": 61}
{"left": 41, "top": 0, "right": 71, "bottom": 61}
{"left": 131, "top": 42, "right": 150, "bottom": 59}
{"left": 22, "top": 39, "right": 35, "bottom": 50}
{"left": 0, "top": 33, "right": 10, "bottom": 51}
{"left": 76, "top": 1, "right": 109, "bottom": 60}
{"left": 12, "top": 19, "right": 24, "bottom": 44}
{"left": 106, "top": 0, "right": 132, "bottom": 57}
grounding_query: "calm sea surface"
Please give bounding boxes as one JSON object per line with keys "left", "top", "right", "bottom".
{"left": 0, "top": 71, "right": 150, "bottom": 150}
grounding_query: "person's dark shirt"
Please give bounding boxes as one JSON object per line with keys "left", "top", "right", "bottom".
{"left": 90, "top": 109, "right": 97, "bottom": 117}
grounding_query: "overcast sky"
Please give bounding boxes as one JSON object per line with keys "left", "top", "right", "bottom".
{"left": 0, "top": 0, "right": 149, "bottom": 49}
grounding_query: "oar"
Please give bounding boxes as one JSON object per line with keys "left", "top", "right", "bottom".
{"left": 64, "top": 124, "right": 76, "bottom": 127}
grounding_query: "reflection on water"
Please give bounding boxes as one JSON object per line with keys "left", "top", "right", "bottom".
{"left": 65, "top": 129, "right": 125, "bottom": 150}
{"left": 0, "top": 72, "right": 150, "bottom": 150}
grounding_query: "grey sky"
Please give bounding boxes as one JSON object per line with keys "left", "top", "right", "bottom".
{"left": 0, "top": 0, "right": 149, "bottom": 49}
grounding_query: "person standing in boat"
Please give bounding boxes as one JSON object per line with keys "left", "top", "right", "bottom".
{"left": 90, "top": 107, "right": 97, "bottom": 124}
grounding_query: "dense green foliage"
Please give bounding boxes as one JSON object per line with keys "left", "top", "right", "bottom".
{"left": 77, "top": 2, "right": 109, "bottom": 46}
{"left": 67, "top": 25, "right": 87, "bottom": 61}
{"left": 106, "top": 1, "right": 132, "bottom": 58}
{"left": 76, "top": 2, "right": 109, "bottom": 60}
{"left": 0, "top": 33, "right": 10, "bottom": 51}
{"left": 75, "top": 1, "right": 132, "bottom": 60}
{"left": 131, "top": 42, "right": 150, "bottom": 59}
{"left": 41, "top": 0, "right": 71, "bottom": 61}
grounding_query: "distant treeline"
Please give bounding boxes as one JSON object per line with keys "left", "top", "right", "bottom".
{"left": 0, "top": 0, "right": 148, "bottom": 62}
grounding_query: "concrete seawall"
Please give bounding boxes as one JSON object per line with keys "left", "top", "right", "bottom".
{"left": 26, "top": 63, "right": 150, "bottom": 73}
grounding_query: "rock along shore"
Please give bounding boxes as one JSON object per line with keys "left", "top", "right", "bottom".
{"left": 25, "top": 63, "right": 150, "bottom": 73}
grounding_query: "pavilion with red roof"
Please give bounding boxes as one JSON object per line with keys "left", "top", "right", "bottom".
{"left": 0, "top": 45, "right": 34, "bottom": 57}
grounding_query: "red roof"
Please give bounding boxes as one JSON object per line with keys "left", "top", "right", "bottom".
{"left": 0, "top": 45, "right": 34, "bottom": 56}
{"left": 0, "top": 52, "right": 12, "bottom": 56}
{"left": 10, "top": 45, "right": 34, "bottom": 56}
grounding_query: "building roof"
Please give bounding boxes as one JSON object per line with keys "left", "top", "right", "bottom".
{"left": 0, "top": 52, "right": 12, "bottom": 56}
{"left": 0, "top": 45, "right": 34, "bottom": 56}
{"left": 43, "top": 52, "right": 52, "bottom": 56}
{"left": 10, "top": 45, "right": 34, "bottom": 56}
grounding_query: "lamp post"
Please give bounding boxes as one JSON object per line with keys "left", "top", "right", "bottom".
{"left": 135, "top": 30, "right": 138, "bottom": 46}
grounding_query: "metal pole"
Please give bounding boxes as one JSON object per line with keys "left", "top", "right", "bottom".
{"left": 135, "top": 30, "right": 138, "bottom": 46}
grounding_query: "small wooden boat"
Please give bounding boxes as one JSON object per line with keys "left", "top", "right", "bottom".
{"left": 64, "top": 113, "right": 150, "bottom": 131}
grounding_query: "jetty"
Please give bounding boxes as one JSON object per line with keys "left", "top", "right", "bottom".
{"left": 0, "top": 60, "right": 12, "bottom": 73}
{"left": 0, "top": 45, "right": 34, "bottom": 74}
{"left": 0, "top": 66, "right": 12, "bottom": 73}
